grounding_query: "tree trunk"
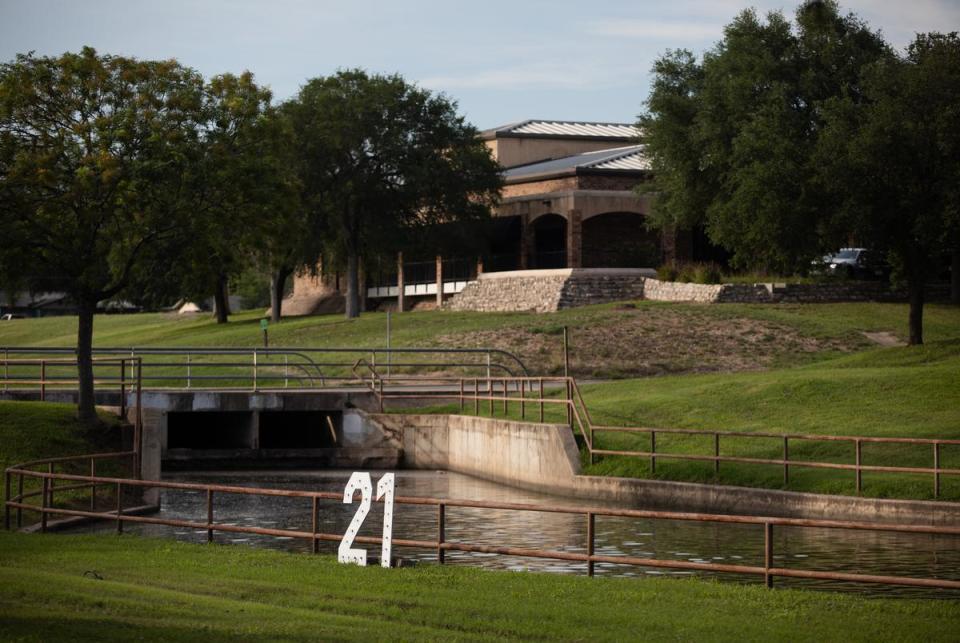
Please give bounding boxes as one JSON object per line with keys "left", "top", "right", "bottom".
{"left": 76, "top": 297, "right": 98, "bottom": 425}
{"left": 907, "top": 274, "right": 925, "bottom": 346}
{"left": 270, "top": 267, "right": 292, "bottom": 323}
{"left": 951, "top": 249, "right": 959, "bottom": 305}
{"left": 213, "top": 273, "right": 229, "bottom": 324}
{"left": 345, "top": 252, "right": 360, "bottom": 319}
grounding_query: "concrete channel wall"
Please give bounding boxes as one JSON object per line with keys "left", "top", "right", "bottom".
{"left": 369, "top": 413, "right": 960, "bottom": 527}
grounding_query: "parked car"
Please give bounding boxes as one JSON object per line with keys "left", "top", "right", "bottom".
{"left": 817, "top": 248, "right": 890, "bottom": 280}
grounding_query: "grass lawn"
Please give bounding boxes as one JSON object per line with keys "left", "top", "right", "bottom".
{"left": 2, "top": 301, "right": 959, "bottom": 377}
{"left": 0, "top": 532, "right": 957, "bottom": 641}
{"left": 0, "top": 401, "right": 121, "bottom": 471}
{"left": 404, "top": 340, "right": 960, "bottom": 500}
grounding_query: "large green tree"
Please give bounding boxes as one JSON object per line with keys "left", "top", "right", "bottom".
{"left": 640, "top": 1, "right": 887, "bottom": 273}
{"left": 816, "top": 33, "right": 960, "bottom": 344}
{"left": 0, "top": 47, "right": 207, "bottom": 423}
{"left": 285, "top": 70, "right": 502, "bottom": 318}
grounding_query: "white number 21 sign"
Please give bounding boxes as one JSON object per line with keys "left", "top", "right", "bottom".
{"left": 338, "top": 472, "right": 395, "bottom": 568}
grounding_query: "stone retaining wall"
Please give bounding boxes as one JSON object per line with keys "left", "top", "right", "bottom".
{"left": 446, "top": 270, "right": 950, "bottom": 312}
{"left": 446, "top": 268, "right": 652, "bottom": 313}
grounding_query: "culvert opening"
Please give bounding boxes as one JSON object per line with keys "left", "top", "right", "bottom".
{"left": 167, "top": 411, "right": 254, "bottom": 450}
{"left": 259, "top": 411, "right": 340, "bottom": 449}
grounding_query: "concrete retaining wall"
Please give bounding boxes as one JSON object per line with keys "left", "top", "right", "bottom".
{"left": 372, "top": 413, "right": 960, "bottom": 526}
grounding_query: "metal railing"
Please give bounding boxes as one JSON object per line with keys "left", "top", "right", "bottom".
{"left": 4, "top": 461, "right": 960, "bottom": 591}
{"left": 1, "top": 347, "right": 528, "bottom": 391}
{"left": 355, "top": 372, "right": 960, "bottom": 499}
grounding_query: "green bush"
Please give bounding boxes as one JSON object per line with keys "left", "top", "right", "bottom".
{"left": 656, "top": 263, "right": 679, "bottom": 281}
{"left": 661, "top": 262, "right": 723, "bottom": 284}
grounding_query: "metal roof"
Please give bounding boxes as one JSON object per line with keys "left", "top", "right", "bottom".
{"left": 503, "top": 145, "right": 650, "bottom": 181}
{"left": 483, "top": 119, "right": 640, "bottom": 140}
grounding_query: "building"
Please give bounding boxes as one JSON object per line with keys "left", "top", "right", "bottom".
{"left": 284, "top": 119, "right": 679, "bottom": 315}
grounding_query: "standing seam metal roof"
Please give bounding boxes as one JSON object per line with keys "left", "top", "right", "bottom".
{"left": 502, "top": 145, "right": 650, "bottom": 180}
{"left": 486, "top": 119, "right": 640, "bottom": 139}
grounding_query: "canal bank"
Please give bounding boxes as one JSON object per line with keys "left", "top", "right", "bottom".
{"left": 371, "top": 412, "right": 960, "bottom": 527}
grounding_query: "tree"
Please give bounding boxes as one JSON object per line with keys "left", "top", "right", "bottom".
{"left": 816, "top": 33, "right": 960, "bottom": 344}
{"left": 285, "top": 70, "right": 502, "bottom": 318}
{"left": 0, "top": 48, "right": 206, "bottom": 423}
{"left": 640, "top": 1, "right": 887, "bottom": 273}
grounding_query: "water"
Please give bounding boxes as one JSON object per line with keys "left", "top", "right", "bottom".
{"left": 77, "top": 470, "right": 960, "bottom": 599}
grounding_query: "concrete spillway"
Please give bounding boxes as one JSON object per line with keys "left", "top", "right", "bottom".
{"left": 136, "top": 390, "right": 400, "bottom": 475}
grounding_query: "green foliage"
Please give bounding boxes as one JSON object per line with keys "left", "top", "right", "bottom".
{"left": 640, "top": 2, "right": 888, "bottom": 273}
{"left": 657, "top": 262, "right": 722, "bottom": 284}
{"left": 284, "top": 70, "right": 502, "bottom": 317}
{"left": 815, "top": 32, "right": 960, "bottom": 342}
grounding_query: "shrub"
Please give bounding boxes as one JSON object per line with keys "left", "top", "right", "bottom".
{"left": 656, "top": 263, "right": 679, "bottom": 282}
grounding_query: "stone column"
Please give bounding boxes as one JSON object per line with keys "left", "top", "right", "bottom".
{"left": 566, "top": 209, "right": 582, "bottom": 269}
{"left": 435, "top": 255, "right": 444, "bottom": 307}
{"left": 396, "top": 252, "right": 405, "bottom": 312}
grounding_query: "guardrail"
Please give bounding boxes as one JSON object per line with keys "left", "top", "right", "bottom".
{"left": 0, "top": 346, "right": 529, "bottom": 391}
{"left": 4, "top": 460, "right": 960, "bottom": 591}
{"left": 354, "top": 372, "right": 960, "bottom": 499}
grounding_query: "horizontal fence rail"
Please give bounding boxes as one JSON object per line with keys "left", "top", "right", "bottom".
{"left": 353, "top": 372, "right": 960, "bottom": 499}
{"left": 5, "top": 461, "right": 960, "bottom": 591}
{"left": 1, "top": 346, "right": 529, "bottom": 391}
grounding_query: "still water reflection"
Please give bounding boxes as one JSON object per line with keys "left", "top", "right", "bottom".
{"left": 78, "top": 470, "right": 959, "bottom": 599}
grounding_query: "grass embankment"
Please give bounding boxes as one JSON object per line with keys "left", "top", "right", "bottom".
{"left": 1, "top": 532, "right": 957, "bottom": 641}
{"left": 2, "top": 301, "right": 959, "bottom": 377}
{"left": 0, "top": 401, "right": 120, "bottom": 471}
{"left": 408, "top": 340, "right": 960, "bottom": 500}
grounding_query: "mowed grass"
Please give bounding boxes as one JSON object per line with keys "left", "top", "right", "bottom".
{"left": 1, "top": 301, "right": 959, "bottom": 377}
{"left": 405, "top": 340, "right": 960, "bottom": 500}
{"left": 0, "top": 401, "right": 121, "bottom": 471}
{"left": 1, "top": 532, "right": 958, "bottom": 642}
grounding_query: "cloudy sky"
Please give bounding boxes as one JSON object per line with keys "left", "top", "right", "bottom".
{"left": 1, "top": 0, "right": 957, "bottom": 129}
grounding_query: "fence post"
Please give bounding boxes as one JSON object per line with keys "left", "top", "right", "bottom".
{"left": 764, "top": 523, "right": 773, "bottom": 588}
{"left": 566, "top": 379, "right": 573, "bottom": 429}
{"left": 855, "top": 439, "right": 862, "bottom": 494}
{"left": 40, "top": 477, "right": 49, "bottom": 533}
{"left": 253, "top": 349, "right": 258, "bottom": 391}
{"left": 474, "top": 378, "right": 479, "bottom": 415}
{"left": 90, "top": 458, "right": 96, "bottom": 512}
{"left": 520, "top": 380, "right": 526, "bottom": 420}
{"left": 715, "top": 433, "right": 721, "bottom": 475}
{"left": 934, "top": 442, "right": 941, "bottom": 499}
{"left": 539, "top": 378, "right": 544, "bottom": 423}
{"left": 783, "top": 436, "right": 789, "bottom": 486}
{"left": 459, "top": 379, "right": 464, "bottom": 413}
{"left": 4, "top": 471, "right": 10, "bottom": 530}
{"left": 206, "top": 489, "right": 214, "bottom": 543}
{"left": 47, "top": 462, "right": 54, "bottom": 509}
{"left": 186, "top": 354, "right": 192, "bottom": 389}
{"left": 650, "top": 431, "right": 657, "bottom": 474}
{"left": 3, "top": 348, "right": 7, "bottom": 391}
{"left": 587, "top": 512, "right": 595, "bottom": 577}
{"left": 437, "top": 503, "right": 446, "bottom": 564}
{"left": 40, "top": 360, "right": 46, "bottom": 401}
{"left": 284, "top": 355, "right": 289, "bottom": 388}
{"left": 119, "top": 358, "right": 126, "bottom": 420}
{"left": 311, "top": 496, "right": 319, "bottom": 554}
{"left": 116, "top": 481, "right": 123, "bottom": 534}
{"left": 502, "top": 378, "right": 508, "bottom": 416}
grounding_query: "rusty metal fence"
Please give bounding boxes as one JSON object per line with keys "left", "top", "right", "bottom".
{"left": 4, "top": 461, "right": 960, "bottom": 591}
{"left": 352, "top": 369, "right": 960, "bottom": 499}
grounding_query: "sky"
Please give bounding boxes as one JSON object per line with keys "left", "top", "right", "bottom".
{"left": 1, "top": 0, "right": 958, "bottom": 130}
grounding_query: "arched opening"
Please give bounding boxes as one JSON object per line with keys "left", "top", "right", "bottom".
{"left": 582, "top": 212, "right": 660, "bottom": 268}
{"left": 532, "top": 214, "right": 567, "bottom": 269}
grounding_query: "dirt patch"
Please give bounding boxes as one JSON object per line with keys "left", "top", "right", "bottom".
{"left": 433, "top": 308, "right": 859, "bottom": 378}
{"left": 862, "top": 331, "right": 906, "bottom": 347}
